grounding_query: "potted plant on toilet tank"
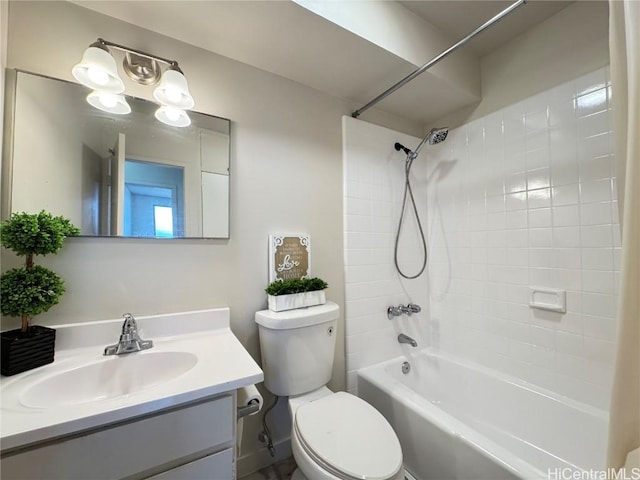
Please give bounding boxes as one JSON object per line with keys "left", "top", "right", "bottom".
{"left": 0, "top": 211, "right": 79, "bottom": 376}
{"left": 265, "top": 277, "right": 328, "bottom": 312}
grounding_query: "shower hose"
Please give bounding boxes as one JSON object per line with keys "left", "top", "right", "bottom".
{"left": 394, "top": 153, "right": 428, "bottom": 279}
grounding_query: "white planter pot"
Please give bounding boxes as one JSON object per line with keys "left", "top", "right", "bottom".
{"left": 267, "top": 291, "right": 326, "bottom": 312}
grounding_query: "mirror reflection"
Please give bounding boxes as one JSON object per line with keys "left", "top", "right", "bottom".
{"left": 6, "top": 70, "right": 230, "bottom": 238}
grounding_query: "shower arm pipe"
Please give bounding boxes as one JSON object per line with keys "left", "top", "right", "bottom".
{"left": 351, "top": 0, "right": 527, "bottom": 118}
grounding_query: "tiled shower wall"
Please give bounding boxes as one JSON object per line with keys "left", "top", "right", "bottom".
{"left": 342, "top": 116, "right": 428, "bottom": 394}
{"left": 426, "top": 67, "right": 619, "bottom": 410}
{"left": 343, "top": 67, "right": 620, "bottom": 410}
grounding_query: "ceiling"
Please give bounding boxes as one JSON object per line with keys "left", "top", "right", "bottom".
{"left": 73, "top": 0, "right": 574, "bottom": 125}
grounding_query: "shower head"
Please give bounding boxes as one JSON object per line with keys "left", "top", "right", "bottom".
{"left": 413, "top": 126, "right": 448, "bottom": 158}
{"left": 427, "top": 127, "right": 448, "bottom": 145}
{"left": 394, "top": 127, "right": 448, "bottom": 161}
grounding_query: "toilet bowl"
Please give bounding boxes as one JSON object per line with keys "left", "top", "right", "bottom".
{"left": 255, "top": 302, "right": 404, "bottom": 480}
{"left": 289, "top": 388, "right": 404, "bottom": 480}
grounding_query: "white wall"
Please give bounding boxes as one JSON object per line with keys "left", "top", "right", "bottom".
{"left": 1, "top": 1, "right": 422, "bottom": 474}
{"left": 342, "top": 116, "right": 430, "bottom": 393}
{"left": 426, "top": 66, "right": 619, "bottom": 410}
{"left": 0, "top": 0, "right": 8, "bottom": 202}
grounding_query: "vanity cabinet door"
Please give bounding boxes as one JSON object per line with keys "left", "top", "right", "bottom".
{"left": 1, "top": 394, "right": 234, "bottom": 480}
{"left": 148, "top": 448, "right": 234, "bottom": 480}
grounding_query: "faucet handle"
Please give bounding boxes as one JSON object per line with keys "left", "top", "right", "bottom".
{"left": 407, "top": 303, "right": 421, "bottom": 314}
{"left": 121, "top": 313, "right": 137, "bottom": 332}
{"left": 387, "top": 306, "right": 401, "bottom": 320}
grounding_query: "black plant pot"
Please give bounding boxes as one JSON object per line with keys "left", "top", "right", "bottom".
{"left": 1, "top": 325, "right": 56, "bottom": 376}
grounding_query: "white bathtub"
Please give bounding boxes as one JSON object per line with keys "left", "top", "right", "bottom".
{"left": 357, "top": 350, "right": 608, "bottom": 480}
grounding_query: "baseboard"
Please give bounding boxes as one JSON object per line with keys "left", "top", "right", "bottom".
{"left": 404, "top": 467, "right": 418, "bottom": 480}
{"left": 237, "top": 437, "right": 292, "bottom": 478}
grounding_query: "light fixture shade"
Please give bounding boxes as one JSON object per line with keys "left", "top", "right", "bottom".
{"left": 155, "top": 106, "right": 191, "bottom": 127}
{"left": 87, "top": 91, "right": 131, "bottom": 115}
{"left": 72, "top": 45, "right": 125, "bottom": 93}
{"left": 153, "top": 69, "right": 195, "bottom": 109}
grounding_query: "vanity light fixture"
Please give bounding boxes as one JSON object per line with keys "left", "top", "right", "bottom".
{"left": 72, "top": 38, "right": 195, "bottom": 126}
{"left": 153, "top": 66, "right": 195, "bottom": 110}
{"left": 71, "top": 42, "right": 125, "bottom": 93}
{"left": 86, "top": 91, "right": 131, "bottom": 115}
{"left": 155, "top": 106, "right": 191, "bottom": 127}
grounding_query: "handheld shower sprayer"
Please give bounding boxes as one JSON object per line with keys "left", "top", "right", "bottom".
{"left": 394, "top": 127, "right": 448, "bottom": 163}
{"left": 429, "top": 128, "right": 449, "bottom": 145}
{"left": 393, "top": 127, "right": 449, "bottom": 279}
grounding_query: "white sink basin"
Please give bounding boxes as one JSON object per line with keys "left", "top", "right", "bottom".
{"left": 19, "top": 352, "right": 198, "bottom": 409}
{"left": 1, "top": 309, "right": 264, "bottom": 452}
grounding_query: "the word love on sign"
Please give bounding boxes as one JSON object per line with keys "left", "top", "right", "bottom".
{"left": 268, "top": 235, "right": 311, "bottom": 282}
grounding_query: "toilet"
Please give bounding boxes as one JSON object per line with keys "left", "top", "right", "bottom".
{"left": 255, "top": 301, "right": 404, "bottom": 480}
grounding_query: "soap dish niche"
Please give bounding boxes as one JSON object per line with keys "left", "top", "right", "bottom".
{"left": 529, "top": 287, "right": 566, "bottom": 313}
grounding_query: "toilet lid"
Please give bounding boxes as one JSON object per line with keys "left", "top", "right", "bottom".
{"left": 294, "top": 392, "right": 403, "bottom": 480}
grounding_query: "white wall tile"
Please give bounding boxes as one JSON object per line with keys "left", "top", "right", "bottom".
{"left": 422, "top": 68, "right": 618, "bottom": 409}
{"left": 553, "top": 205, "right": 580, "bottom": 226}
{"left": 581, "top": 248, "right": 614, "bottom": 271}
{"left": 506, "top": 171, "right": 527, "bottom": 193}
{"left": 554, "top": 249, "right": 582, "bottom": 270}
{"left": 507, "top": 210, "right": 528, "bottom": 229}
{"left": 529, "top": 228, "right": 553, "bottom": 248}
{"left": 343, "top": 67, "right": 619, "bottom": 409}
{"left": 583, "top": 315, "right": 617, "bottom": 341}
{"left": 530, "top": 248, "right": 555, "bottom": 268}
{"left": 575, "top": 89, "right": 607, "bottom": 117}
{"left": 582, "top": 270, "right": 614, "bottom": 294}
{"left": 581, "top": 225, "right": 613, "bottom": 247}
{"left": 579, "top": 156, "right": 612, "bottom": 182}
{"left": 580, "top": 179, "right": 612, "bottom": 204}
{"left": 583, "top": 292, "right": 617, "bottom": 319}
{"left": 529, "top": 208, "right": 552, "bottom": 228}
{"left": 552, "top": 184, "right": 580, "bottom": 206}
{"left": 553, "top": 226, "right": 581, "bottom": 248}
{"left": 578, "top": 132, "right": 612, "bottom": 161}
{"left": 578, "top": 110, "right": 609, "bottom": 139}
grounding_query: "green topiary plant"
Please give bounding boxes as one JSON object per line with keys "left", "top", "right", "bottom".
{"left": 265, "top": 277, "right": 328, "bottom": 296}
{"left": 0, "top": 211, "right": 79, "bottom": 332}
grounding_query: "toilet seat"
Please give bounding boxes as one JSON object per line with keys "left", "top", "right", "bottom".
{"left": 294, "top": 392, "right": 403, "bottom": 480}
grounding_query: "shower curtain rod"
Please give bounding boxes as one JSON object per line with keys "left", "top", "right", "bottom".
{"left": 351, "top": 0, "right": 527, "bottom": 118}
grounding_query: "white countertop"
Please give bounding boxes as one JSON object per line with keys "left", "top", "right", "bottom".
{"left": 0, "top": 308, "right": 263, "bottom": 452}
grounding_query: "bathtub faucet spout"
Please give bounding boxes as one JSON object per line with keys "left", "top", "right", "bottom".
{"left": 398, "top": 333, "right": 418, "bottom": 347}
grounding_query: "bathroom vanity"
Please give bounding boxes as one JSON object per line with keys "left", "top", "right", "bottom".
{"left": 0, "top": 309, "right": 263, "bottom": 479}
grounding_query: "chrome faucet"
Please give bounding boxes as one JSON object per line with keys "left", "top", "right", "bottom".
{"left": 398, "top": 333, "right": 418, "bottom": 347}
{"left": 104, "top": 313, "right": 154, "bottom": 356}
{"left": 388, "top": 303, "right": 422, "bottom": 319}
{"left": 406, "top": 303, "right": 421, "bottom": 314}
{"left": 398, "top": 304, "right": 421, "bottom": 315}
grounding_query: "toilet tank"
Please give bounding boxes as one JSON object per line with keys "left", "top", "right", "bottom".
{"left": 255, "top": 302, "right": 339, "bottom": 396}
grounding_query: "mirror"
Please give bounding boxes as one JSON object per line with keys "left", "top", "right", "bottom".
{"left": 3, "top": 70, "right": 230, "bottom": 238}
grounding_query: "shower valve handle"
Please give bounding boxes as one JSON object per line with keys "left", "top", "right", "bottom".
{"left": 407, "top": 303, "right": 421, "bottom": 314}
{"left": 388, "top": 304, "right": 421, "bottom": 319}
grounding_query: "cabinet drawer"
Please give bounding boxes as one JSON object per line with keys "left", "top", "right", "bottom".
{"left": 148, "top": 448, "right": 233, "bottom": 480}
{"left": 2, "top": 395, "right": 233, "bottom": 480}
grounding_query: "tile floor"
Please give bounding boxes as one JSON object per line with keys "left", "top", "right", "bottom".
{"left": 240, "top": 456, "right": 297, "bottom": 480}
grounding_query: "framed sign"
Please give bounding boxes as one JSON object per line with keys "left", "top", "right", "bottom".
{"left": 269, "top": 235, "right": 310, "bottom": 282}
